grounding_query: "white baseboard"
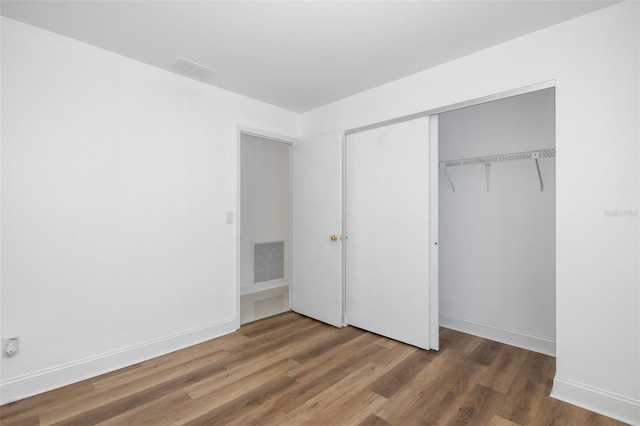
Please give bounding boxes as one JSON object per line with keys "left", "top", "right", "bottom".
{"left": 439, "top": 314, "right": 556, "bottom": 356}
{"left": 552, "top": 377, "right": 640, "bottom": 425}
{"left": 0, "top": 318, "right": 237, "bottom": 405}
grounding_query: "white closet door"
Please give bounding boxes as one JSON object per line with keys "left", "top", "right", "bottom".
{"left": 345, "top": 117, "right": 435, "bottom": 349}
{"left": 291, "top": 131, "right": 343, "bottom": 327}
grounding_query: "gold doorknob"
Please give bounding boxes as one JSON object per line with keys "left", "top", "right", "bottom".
{"left": 330, "top": 234, "right": 342, "bottom": 241}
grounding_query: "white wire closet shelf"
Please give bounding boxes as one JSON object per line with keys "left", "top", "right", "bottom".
{"left": 440, "top": 148, "right": 555, "bottom": 192}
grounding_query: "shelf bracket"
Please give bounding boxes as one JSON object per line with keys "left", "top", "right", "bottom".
{"left": 533, "top": 152, "right": 544, "bottom": 192}
{"left": 440, "top": 163, "right": 455, "bottom": 192}
{"left": 485, "top": 163, "right": 491, "bottom": 192}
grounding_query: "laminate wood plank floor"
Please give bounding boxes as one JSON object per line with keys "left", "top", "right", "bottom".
{"left": 0, "top": 312, "right": 626, "bottom": 426}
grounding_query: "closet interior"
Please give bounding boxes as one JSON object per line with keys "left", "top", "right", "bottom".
{"left": 438, "top": 88, "right": 556, "bottom": 355}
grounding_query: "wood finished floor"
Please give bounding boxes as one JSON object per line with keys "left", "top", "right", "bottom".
{"left": 1, "top": 312, "right": 626, "bottom": 426}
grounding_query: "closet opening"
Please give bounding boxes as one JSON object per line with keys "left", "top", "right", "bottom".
{"left": 438, "top": 87, "right": 556, "bottom": 356}
{"left": 239, "top": 131, "right": 292, "bottom": 325}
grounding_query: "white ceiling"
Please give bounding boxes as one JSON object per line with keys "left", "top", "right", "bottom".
{"left": 1, "top": 1, "right": 619, "bottom": 113}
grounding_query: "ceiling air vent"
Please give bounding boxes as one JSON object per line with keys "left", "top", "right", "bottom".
{"left": 170, "top": 57, "right": 219, "bottom": 82}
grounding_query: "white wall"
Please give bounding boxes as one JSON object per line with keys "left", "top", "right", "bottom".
{"left": 439, "top": 89, "right": 556, "bottom": 355}
{"left": 301, "top": 2, "right": 639, "bottom": 423}
{"left": 240, "top": 134, "right": 290, "bottom": 295}
{"left": 0, "top": 17, "right": 298, "bottom": 403}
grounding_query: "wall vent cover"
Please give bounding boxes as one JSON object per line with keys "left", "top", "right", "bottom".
{"left": 170, "top": 57, "right": 219, "bottom": 82}
{"left": 254, "top": 241, "right": 285, "bottom": 283}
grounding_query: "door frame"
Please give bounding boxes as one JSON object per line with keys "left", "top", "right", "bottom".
{"left": 341, "top": 132, "right": 347, "bottom": 325}
{"left": 429, "top": 115, "right": 439, "bottom": 350}
{"left": 343, "top": 80, "right": 556, "bottom": 350}
{"left": 345, "top": 81, "right": 555, "bottom": 136}
{"left": 236, "top": 126, "right": 296, "bottom": 329}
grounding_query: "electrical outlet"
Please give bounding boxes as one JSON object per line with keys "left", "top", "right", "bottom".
{"left": 2, "top": 336, "right": 20, "bottom": 357}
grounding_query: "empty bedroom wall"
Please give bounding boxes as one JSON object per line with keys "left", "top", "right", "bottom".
{"left": 0, "top": 17, "right": 298, "bottom": 403}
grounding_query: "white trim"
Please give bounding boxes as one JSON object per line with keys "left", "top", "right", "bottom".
{"left": 0, "top": 318, "right": 236, "bottom": 405}
{"left": 345, "top": 80, "right": 556, "bottom": 136}
{"left": 236, "top": 128, "right": 243, "bottom": 330}
{"left": 429, "top": 114, "right": 439, "bottom": 350}
{"left": 440, "top": 313, "right": 556, "bottom": 356}
{"left": 552, "top": 377, "right": 640, "bottom": 425}
{"left": 237, "top": 126, "right": 295, "bottom": 145}
{"left": 341, "top": 131, "right": 347, "bottom": 326}
{"left": 288, "top": 136, "right": 294, "bottom": 311}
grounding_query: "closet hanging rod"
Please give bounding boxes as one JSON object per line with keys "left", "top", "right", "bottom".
{"left": 440, "top": 148, "right": 555, "bottom": 168}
